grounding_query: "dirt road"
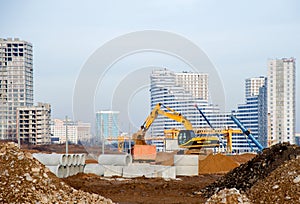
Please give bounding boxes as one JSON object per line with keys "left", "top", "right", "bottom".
{"left": 63, "top": 173, "right": 222, "bottom": 204}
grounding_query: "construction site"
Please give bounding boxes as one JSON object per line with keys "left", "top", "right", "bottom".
{"left": 1, "top": 102, "right": 300, "bottom": 203}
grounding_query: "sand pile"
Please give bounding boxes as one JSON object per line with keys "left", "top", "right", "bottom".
{"left": 199, "top": 142, "right": 300, "bottom": 199}
{"left": 0, "top": 142, "right": 113, "bottom": 203}
{"left": 199, "top": 153, "right": 239, "bottom": 174}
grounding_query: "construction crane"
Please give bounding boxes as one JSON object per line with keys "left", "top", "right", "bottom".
{"left": 230, "top": 114, "right": 264, "bottom": 152}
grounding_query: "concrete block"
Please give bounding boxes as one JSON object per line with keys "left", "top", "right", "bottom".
{"left": 176, "top": 165, "right": 198, "bottom": 176}
{"left": 165, "top": 139, "right": 181, "bottom": 152}
{"left": 154, "top": 165, "right": 176, "bottom": 179}
{"left": 123, "top": 165, "right": 155, "bottom": 178}
{"left": 84, "top": 164, "right": 105, "bottom": 176}
{"left": 103, "top": 165, "right": 123, "bottom": 177}
{"left": 174, "top": 155, "right": 199, "bottom": 166}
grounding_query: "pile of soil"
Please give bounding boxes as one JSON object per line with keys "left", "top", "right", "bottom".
{"left": 198, "top": 153, "right": 239, "bottom": 174}
{"left": 0, "top": 142, "right": 113, "bottom": 203}
{"left": 229, "top": 153, "right": 256, "bottom": 165}
{"left": 199, "top": 142, "right": 300, "bottom": 198}
{"left": 247, "top": 157, "right": 300, "bottom": 203}
{"left": 63, "top": 173, "right": 222, "bottom": 204}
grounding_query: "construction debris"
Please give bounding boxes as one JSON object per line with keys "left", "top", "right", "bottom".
{"left": 0, "top": 142, "right": 113, "bottom": 203}
{"left": 199, "top": 142, "right": 300, "bottom": 198}
{"left": 247, "top": 157, "right": 300, "bottom": 203}
{"left": 205, "top": 188, "right": 251, "bottom": 204}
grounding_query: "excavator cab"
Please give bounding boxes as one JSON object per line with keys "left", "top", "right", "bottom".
{"left": 177, "top": 130, "right": 196, "bottom": 146}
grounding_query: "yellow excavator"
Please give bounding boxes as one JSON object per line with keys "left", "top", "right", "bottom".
{"left": 132, "top": 103, "right": 220, "bottom": 150}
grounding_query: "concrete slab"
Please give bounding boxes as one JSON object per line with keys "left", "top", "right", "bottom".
{"left": 103, "top": 165, "right": 123, "bottom": 177}
{"left": 154, "top": 165, "right": 176, "bottom": 179}
{"left": 174, "top": 155, "right": 199, "bottom": 166}
{"left": 123, "top": 165, "right": 155, "bottom": 178}
{"left": 175, "top": 165, "right": 198, "bottom": 176}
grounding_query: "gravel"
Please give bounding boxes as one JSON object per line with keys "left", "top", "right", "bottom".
{"left": 0, "top": 142, "right": 114, "bottom": 203}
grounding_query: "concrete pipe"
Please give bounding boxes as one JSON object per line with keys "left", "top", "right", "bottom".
{"left": 98, "top": 154, "right": 132, "bottom": 166}
{"left": 46, "top": 165, "right": 66, "bottom": 178}
{"left": 74, "top": 154, "right": 80, "bottom": 165}
{"left": 63, "top": 165, "right": 68, "bottom": 178}
{"left": 68, "top": 165, "right": 76, "bottom": 176}
{"left": 66, "top": 154, "right": 73, "bottom": 166}
{"left": 83, "top": 164, "right": 105, "bottom": 176}
{"left": 33, "top": 153, "right": 68, "bottom": 166}
{"left": 74, "top": 165, "right": 80, "bottom": 175}
{"left": 79, "top": 164, "right": 85, "bottom": 173}
{"left": 79, "top": 154, "right": 86, "bottom": 165}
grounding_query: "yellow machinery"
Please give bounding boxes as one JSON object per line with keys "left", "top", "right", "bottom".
{"left": 164, "top": 128, "right": 179, "bottom": 139}
{"left": 194, "top": 128, "right": 242, "bottom": 153}
{"left": 132, "top": 103, "right": 220, "bottom": 150}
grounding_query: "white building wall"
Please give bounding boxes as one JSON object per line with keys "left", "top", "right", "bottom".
{"left": 268, "top": 58, "right": 296, "bottom": 144}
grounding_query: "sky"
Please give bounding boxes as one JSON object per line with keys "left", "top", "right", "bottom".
{"left": 0, "top": 0, "right": 300, "bottom": 132}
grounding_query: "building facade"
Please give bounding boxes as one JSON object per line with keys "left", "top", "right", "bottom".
{"left": 0, "top": 38, "right": 33, "bottom": 140}
{"left": 245, "top": 76, "right": 266, "bottom": 98}
{"left": 150, "top": 69, "right": 220, "bottom": 137}
{"left": 95, "top": 110, "right": 120, "bottom": 140}
{"left": 17, "top": 103, "right": 51, "bottom": 145}
{"left": 50, "top": 119, "right": 91, "bottom": 144}
{"left": 175, "top": 72, "right": 209, "bottom": 101}
{"left": 268, "top": 58, "right": 296, "bottom": 144}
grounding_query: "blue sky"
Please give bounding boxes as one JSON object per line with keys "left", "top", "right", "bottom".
{"left": 1, "top": 0, "right": 300, "bottom": 132}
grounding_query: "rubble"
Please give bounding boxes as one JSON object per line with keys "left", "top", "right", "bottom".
{"left": 199, "top": 143, "right": 300, "bottom": 198}
{"left": 247, "top": 157, "right": 300, "bottom": 203}
{"left": 205, "top": 188, "right": 252, "bottom": 204}
{"left": 0, "top": 142, "right": 113, "bottom": 203}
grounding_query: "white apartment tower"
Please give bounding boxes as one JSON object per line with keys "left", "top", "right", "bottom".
{"left": 268, "top": 58, "right": 296, "bottom": 144}
{"left": 245, "top": 76, "right": 266, "bottom": 98}
{"left": 175, "top": 72, "right": 208, "bottom": 101}
{"left": 0, "top": 38, "right": 33, "bottom": 140}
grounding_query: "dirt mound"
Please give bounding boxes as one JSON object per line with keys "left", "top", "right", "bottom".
{"left": 247, "top": 157, "right": 300, "bottom": 203}
{"left": 199, "top": 153, "right": 239, "bottom": 174}
{"left": 0, "top": 142, "right": 113, "bottom": 203}
{"left": 199, "top": 142, "right": 300, "bottom": 198}
{"left": 64, "top": 173, "right": 222, "bottom": 204}
{"left": 230, "top": 153, "right": 256, "bottom": 165}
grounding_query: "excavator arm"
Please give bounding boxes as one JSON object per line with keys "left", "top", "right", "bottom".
{"left": 132, "top": 103, "right": 193, "bottom": 145}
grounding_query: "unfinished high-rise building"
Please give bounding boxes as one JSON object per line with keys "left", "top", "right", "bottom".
{"left": 17, "top": 103, "right": 51, "bottom": 145}
{"left": 0, "top": 38, "right": 33, "bottom": 141}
